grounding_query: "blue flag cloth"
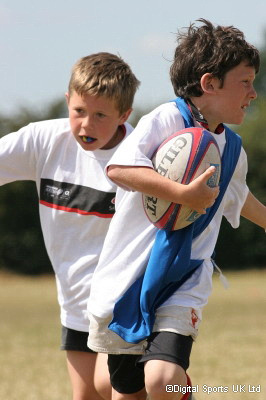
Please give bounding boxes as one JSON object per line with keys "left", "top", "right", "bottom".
{"left": 109, "top": 98, "right": 242, "bottom": 343}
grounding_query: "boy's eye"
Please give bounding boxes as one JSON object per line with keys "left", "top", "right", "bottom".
{"left": 75, "top": 108, "right": 85, "bottom": 114}
{"left": 96, "top": 112, "right": 106, "bottom": 118}
{"left": 242, "top": 79, "right": 253, "bottom": 87}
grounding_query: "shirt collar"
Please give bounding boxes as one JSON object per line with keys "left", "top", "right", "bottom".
{"left": 186, "top": 99, "right": 224, "bottom": 134}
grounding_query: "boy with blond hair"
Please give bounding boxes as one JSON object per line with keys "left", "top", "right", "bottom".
{"left": 87, "top": 20, "right": 266, "bottom": 400}
{"left": 0, "top": 52, "right": 140, "bottom": 400}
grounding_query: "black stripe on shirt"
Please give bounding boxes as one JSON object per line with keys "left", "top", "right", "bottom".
{"left": 39, "top": 179, "right": 115, "bottom": 218}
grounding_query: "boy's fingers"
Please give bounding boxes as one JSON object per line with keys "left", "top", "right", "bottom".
{"left": 203, "top": 166, "right": 216, "bottom": 180}
{"left": 194, "top": 166, "right": 216, "bottom": 184}
{"left": 201, "top": 167, "right": 220, "bottom": 198}
{"left": 197, "top": 208, "right": 207, "bottom": 214}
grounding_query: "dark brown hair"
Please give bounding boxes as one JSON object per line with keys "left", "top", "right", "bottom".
{"left": 170, "top": 19, "right": 260, "bottom": 98}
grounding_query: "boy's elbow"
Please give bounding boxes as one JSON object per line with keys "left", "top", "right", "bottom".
{"left": 107, "top": 165, "right": 122, "bottom": 183}
{"left": 107, "top": 164, "right": 136, "bottom": 190}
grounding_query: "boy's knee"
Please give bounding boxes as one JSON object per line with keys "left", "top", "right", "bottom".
{"left": 144, "top": 360, "right": 187, "bottom": 398}
{"left": 94, "top": 378, "right": 111, "bottom": 400}
{"left": 94, "top": 353, "right": 111, "bottom": 399}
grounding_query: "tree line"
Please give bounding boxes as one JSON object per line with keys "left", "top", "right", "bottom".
{"left": 0, "top": 45, "right": 266, "bottom": 274}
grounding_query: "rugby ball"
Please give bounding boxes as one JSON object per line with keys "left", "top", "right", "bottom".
{"left": 142, "top": 127, "right": 221, "bottom": 230}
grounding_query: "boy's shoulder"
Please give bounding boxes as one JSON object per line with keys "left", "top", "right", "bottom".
{"left": 13, "top": 118, "right": 72, "bottom": 155}
{"left": 134, "top": 101, "right": 185, "bottom": 138}
{"left": 144, "top": 101, "right": 181, "bottom": 119}
{"left": 28, "top": 118, "right": 70, "bottom": 134}
{"left": 26, "top": 118, "right": 71, "bottom": 144}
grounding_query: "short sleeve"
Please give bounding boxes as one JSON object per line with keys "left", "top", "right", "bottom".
{"left": 223, "top": 147, "right": 249, "bottom": 228}
{"left": 106, "top": 102, "right": 186, "bottom": 171}
{"left": 0, "top": 125, "right": 37, "bottom": 185}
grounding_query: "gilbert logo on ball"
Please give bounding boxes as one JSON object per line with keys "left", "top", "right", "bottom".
{"left": 142, "top": 127, "right": 221, "bottom": 230}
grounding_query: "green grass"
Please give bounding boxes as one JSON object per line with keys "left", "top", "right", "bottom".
{"left": 0, "top": 269, "right": 265, "bottom": 399}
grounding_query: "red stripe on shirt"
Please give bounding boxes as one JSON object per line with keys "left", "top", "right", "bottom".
{"left": 40, "top": 200, "right": 113, "bottom": 218}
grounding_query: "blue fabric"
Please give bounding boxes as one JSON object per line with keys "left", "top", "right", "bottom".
{"left": 171, "top": 97, "right": 194, "bottom": 128}
{"left": 109, "top": 98, "right": 242, "bottom": 343}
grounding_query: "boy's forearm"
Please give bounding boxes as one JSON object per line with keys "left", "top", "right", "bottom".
{"left": 241, "top": 191, "right": 266, "bottom": 230}
{"left": 109, "top": 165, "right": 187, "bottom": 200}
{"left": 108, "top": 165, "right": 218, "bottom": 214}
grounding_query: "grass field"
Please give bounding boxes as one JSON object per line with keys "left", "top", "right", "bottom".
{"left": 0, "top": 269, "right": 265, "bottom": 400}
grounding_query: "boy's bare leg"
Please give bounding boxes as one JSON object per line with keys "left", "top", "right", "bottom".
{"left": 111, "top": 387, "right": 147, "bottom": 400}
{"left": 95, "top": 353, "right": 112, "bottom": 400}
{"left": 66, "top": 351, "right": 111, "bottom": 400}
{"left": 145, "top": 360, "right": 187, "bottom": 400}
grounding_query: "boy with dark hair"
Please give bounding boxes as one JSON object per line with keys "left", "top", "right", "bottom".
{"left": 87, "top": 20, "right": 266, "bottom": 400}
{"left": 0, "top": 52, "right": 140, "bottom": 400}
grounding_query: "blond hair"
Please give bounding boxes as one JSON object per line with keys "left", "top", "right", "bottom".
{"left": 68, "top": 52, "right": 140, "bottom": 114}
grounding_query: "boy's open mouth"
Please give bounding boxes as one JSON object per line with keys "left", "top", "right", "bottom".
{"left": 82, "top": 136, "right": 96, "bottom": 143}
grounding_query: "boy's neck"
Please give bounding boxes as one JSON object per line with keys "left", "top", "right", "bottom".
{"left": 188, "top": 97, "right": 223, "bottom": 134}
{"left": 101, "top": 125, "right": 125, "bottom": 150}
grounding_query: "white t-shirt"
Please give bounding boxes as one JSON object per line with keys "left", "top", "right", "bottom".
{"left": 88, "top": 102, "right": 249, "bottom": 319}
{"left": 0, "top": 118, "right": 133, "bottom": 331}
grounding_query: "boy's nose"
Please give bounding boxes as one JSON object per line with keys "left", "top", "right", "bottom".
{"left": 82, "top": 116, "right": 92, "bottom": 129}
{"left": 250, "top": 85, "right": 257, "bottom": 99}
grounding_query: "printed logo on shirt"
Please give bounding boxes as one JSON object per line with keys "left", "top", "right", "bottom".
{"left": 40, "top": 179, "right": 115, "bottom": 218}
{"left": 190, "top": 308, "right": 199, "bottom": 329}
{"left": 44, "top": 184, "right": 72, "bottom": 200}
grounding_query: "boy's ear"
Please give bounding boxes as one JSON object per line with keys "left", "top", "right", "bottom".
{"left": 119, "top": 108, "right": 132, "bottom": 124}
{"left": 200, "top": 73, "right": 219, "bottom": 94}
{"left": 65, "top": 92, "right": 70, "bottom": 105}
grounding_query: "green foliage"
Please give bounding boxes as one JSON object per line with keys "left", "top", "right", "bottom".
{"left": 214, "top": 39, "right": 266, "bottom": 269}
{"left": 0, "top": 99, "right": 67, "bottom": 274}
{"left": 254, "top": 30, "right": 266, "bottom": 97}
{"left": 0, "top": 181, "right": 52, "bottom": 274}
{"left": 239, "top": 97, "right": 266, "bottom": 198}
{"left": 214, "top": 39, "right": 266, "bottom": 268}
{"left": 215, "top": 98, "right": 266, "bottom": 269}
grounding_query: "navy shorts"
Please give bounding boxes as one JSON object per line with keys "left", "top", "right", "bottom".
{"left": 61, "top": 325, "right": 95, "bottom": 353}
{"left": 108, "top": 331, "right": 193, "bottom": 394}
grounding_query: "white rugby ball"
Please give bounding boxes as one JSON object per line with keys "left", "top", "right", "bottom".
{"left": 142, "top": 127, "right": 221, "bottom": 230}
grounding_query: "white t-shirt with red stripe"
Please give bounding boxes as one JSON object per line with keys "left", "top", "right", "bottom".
{"left": 0, "top": 118, "right": 133, "bottom": 331}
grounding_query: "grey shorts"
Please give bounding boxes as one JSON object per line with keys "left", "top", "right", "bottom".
{"left": 61, "top": 325, "right": 95, "bottom": 353}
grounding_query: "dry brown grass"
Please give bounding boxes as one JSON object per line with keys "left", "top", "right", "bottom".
{"left": 190, "top": 269, "right": 266, "bottom": 400}
{"left": 0, "top": 269, "right": 265, "bottom": 399}
{"left": 0, "top": 272, "right": 71, "bottom": 400}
